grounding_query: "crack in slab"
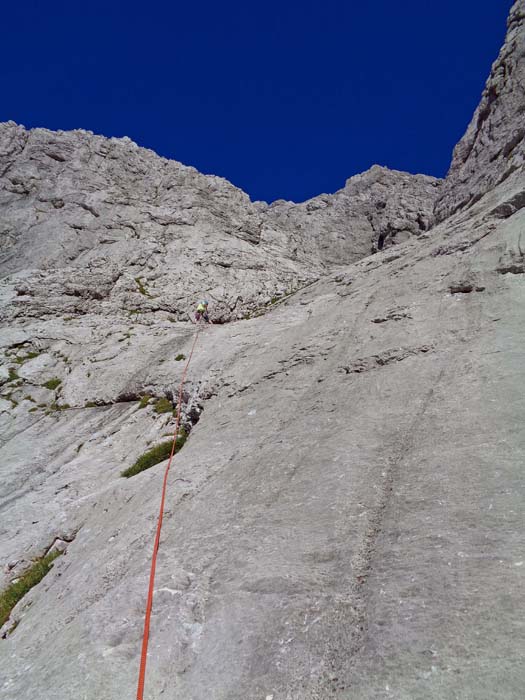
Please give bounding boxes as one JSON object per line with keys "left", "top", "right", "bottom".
{"left": 339, "top": 344, "right": 434, "bottom": 374}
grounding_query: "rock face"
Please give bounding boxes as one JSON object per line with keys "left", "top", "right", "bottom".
{"left": 1, "top": 4, "right": 524, "bottom": 700}
{"left": 266, "top": 166, "right": 440, "bottom": 261}
{"left": 434, "top": 0, "right": 525, "bottom": 221}
{"left": 0, "top": 123, "right": 317, "bottom": 323}
{"left": 0, "top": 122, "right": 440, "bottom": 324}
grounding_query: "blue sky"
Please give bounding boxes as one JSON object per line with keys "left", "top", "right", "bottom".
{"left": 1, "top": 0, "right": 511, "bottom": 203}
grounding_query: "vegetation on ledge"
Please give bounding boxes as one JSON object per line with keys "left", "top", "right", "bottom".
{"left": 121, "top": 430, "right": 187, "bottom": 478}
{"left": 42, "top": 378, "right": 61, "bottom": 391}
{"left": 0, "top": 550, "right": 61, "bottom": 629}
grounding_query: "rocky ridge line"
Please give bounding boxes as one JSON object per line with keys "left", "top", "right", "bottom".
{"left": 434, "top": 0, "right": 525, "bottom": 221}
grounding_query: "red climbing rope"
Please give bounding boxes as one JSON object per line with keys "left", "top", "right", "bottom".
{"left": 136, "top": 326, "right": 202, "bottom": 700}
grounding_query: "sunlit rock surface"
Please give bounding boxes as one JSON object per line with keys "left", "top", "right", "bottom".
{"left": 0, "top": 3, "right": 524, "bottom": 698}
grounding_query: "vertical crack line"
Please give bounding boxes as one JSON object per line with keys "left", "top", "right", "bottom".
{"left": 348, "top": 362, "right": 447, "bottom": 659}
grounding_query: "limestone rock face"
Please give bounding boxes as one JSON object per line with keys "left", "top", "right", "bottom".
{"left": 1, "top": 4, "right": 524, "bottom": 700}
{"left": 265, "top": 166, "right": 441, "bottom": 262}
{"left": 1, "top": 182, "right": 524, "bottom": 700}
{"left": 0, "top": 122, "right": 319, "bottom": 323}
{"left": 434, "top": 0, "right": 525, "bottom": 221}
{"left": 0, "top": 122, "right": 440, "bottom": 324}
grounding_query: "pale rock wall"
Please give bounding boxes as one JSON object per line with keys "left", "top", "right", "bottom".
{"left": 0, "top": 3, "right": 524, "bottom": 699}
{"left": 434, "top": 0, "right": 525, "bottom": 221}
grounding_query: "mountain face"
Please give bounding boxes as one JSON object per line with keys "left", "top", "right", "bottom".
{"left": 0, "top": 3, "right": 524, "bottom": 700}
{"left": 434, "top": 0, "right": 525, "bottom": 221}
{"left": 0, "top": 123, "right": 439, "bottom": 325}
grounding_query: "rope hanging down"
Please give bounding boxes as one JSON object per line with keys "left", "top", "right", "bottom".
{"left": 136, "top": 327, "right": 202, "bottom": 700}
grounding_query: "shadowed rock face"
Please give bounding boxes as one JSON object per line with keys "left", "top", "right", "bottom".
{"left": 434, "top": 0, "right": 525, "bottom": 222}
{"left": 0, "top": 4, "right": 524, "bottom": 700}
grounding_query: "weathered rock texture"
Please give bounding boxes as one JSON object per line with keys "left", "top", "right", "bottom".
{"left": 265, "top": 166, "right": 440, "bottom": 261}
{"left": 1, "top": 3, "right": 524, "bottom": 699}
{"left": 434, "top": 0, "right": 525, "bottom": 221}
{"left": 0, "top": 122, "right": 440, "bottom": 324}
{"left": 0, "top": 122, "right": 315, "bottom": 323}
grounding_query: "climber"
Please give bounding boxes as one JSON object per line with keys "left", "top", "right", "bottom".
{"left": 194, "top": 300, "right": 212, "bottom": 324}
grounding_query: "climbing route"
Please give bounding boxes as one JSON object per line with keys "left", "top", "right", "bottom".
{"left": 136, "top": 327, "right": 202, "bottom": 700}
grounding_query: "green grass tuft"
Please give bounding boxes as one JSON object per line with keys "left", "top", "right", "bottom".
{"left": 154, "top": 397, "right": 173, "bottom": 414}
{"left": 8, "top": 368, "right": 19, "bottom": 382}
{"left": 43, "top": 378, "right": 61, "bottom": 391}
{"left": 14, "top": 351, "right": 40, "bottom": 365}
{"left": 49, "top": 402, "right": 70, "bottom": 411}
{"left": 138, "top": 395, "right": 151, "bottom": 409}
{"left": 175, "top": 353, "right": 186, "bottom": 361}
{"left": 0, "top": 551, "right": 61, "bottom": 628}
{"left": 84, "top": 401, "right": 98, "bottom": 408}
{"left": 121, "top": 432, "right": 187, "bottom": 478}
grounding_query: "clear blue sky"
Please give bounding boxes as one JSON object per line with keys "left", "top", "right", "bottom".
{"left": 1, "top": 0, "right": 511, "bottom": 203}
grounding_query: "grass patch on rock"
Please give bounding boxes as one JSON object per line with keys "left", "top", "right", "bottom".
{"left": 0, "top": 551, "right": 61, "bottom": 628}
{"left": 14, "top": 351, "right": 40, "bottom": 365}
{"left": 154, "top": 397, "right": 173, "bottom": 414}
{"left": 175, "top": 353, "right": 186, "bottom": 361}
{"left": 138, "top": 395, "right": 151, "bottom": 409}
{"left": 42, "top": 378, "right": 61, "bottom": 391}
{"left": 48, "top": 402, "right": 70, "bottom": 412}
{"left": 121, "top": 431, "right": 187, "bottom": 478}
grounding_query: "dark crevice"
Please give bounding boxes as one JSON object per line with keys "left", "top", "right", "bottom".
{"left": 449, "top": 283, "right": 485, "bottom": 294}
{"left": 371, "top": 308, "right": 412, "bottom": 324}
{"left": 44, "top": 151, "right": 66, "bottom": 163}
{"left": 340, "top": 344, "right": 434, "bottom": 374}
{"left": 497, "top": 263, "right": 524, "bottom": 275}
{"left": 489, "top": 190, "right": 525, "bottom": 219}
{"left": 476, "top": 84, "right": 498, "bottom": 130}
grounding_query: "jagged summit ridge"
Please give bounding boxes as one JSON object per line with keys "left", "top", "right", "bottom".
{"left": 266, "top": 165, "right": 440, "bottom": 262}
{"left": 0, "top": 121, "right": 440, "bottom": 323}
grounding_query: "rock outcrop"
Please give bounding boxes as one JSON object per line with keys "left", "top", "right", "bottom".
{"left": 0, "top": 3, "right": 524, "bottom": 699}
{"left": 0, "top": 122, "right": 317, "bottom": 323}
{"left": 0, "top": 122, "right": 440, "bottom": 324}
{"left": 266, "top": 166, "right": 440, "bottom": 261}
{"left": 434, "top": 0, "right": 525, "bottom": 221}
